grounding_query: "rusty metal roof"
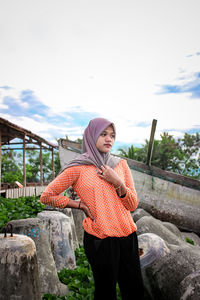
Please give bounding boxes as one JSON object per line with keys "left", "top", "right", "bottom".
{"left": 0, "top": 117, "right": 58, "bottom": 149}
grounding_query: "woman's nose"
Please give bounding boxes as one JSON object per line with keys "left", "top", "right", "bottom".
{"left": 105, "top": 135, "right": 111, "bottom": 142}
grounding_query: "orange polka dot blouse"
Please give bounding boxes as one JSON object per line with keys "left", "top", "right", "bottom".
{"left": 40, "top": 159, "right": 138, "bottom": 239}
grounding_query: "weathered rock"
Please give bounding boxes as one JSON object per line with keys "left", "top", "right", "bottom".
{"left": 138, "top": 233, "right": 170, "bottom": 269}
{"left": 0, "top": 233, "right": 41, "bottom": 300}
{"left": 37, "top": 210, "right": 76, "bottom": 270}
{"left": 180, "top": 270, "right": 200, "bottom": 300}
{"left": 9, "top": 218, "right": 68, "bottom": 296}
{"left": 181, "top": 232, "right": 200, "bottom": 247}
{"left": 138, "top": 233, "right": 170, "bottom": 299}
{"left": 131, "top": 208, "right": 151, "bottom": 223}
{"left": 144, "top": 245, "right": 200, "bottom": 300}
{"left": 44, "top": 204, "right": 81, "bottom": 248}
{"left": 162, "top": 221, "right": 185, "bottom": 240}
{"left": 70, "top": 208, "right": 85, "bottom": 245}
{"left": 63, "top": 207, "right": 80, "bottom": 249}
{"left": 136, "top": 216, "right": 186, "bottom": 246}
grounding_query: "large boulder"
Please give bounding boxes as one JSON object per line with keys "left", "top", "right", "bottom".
{"left": 139, "top": 194, "right": 200, "bottom": 235}
{"left": 9, "top": 218, "right": 69, "bottom": 296}
{"left": 179, "top": 270, "right": 200, "bottom": 300}
{"left": 136, "top": 214, "right": 200, "bottom": 300}
{"left": 138, "top": 233, "right": 170, "bottom": 269}
{"left": 138, "top": 233, "right": 170, "bottom": 299}
{"left": 131, "top": 208, "right": 151, "bottom": 223}
{"left": 63, "top": 207, "right": 80, "bottom": 249}
{"left": 143, "top": 244, "right": 200, "bottom": 300}
{"left": 43, "top": 205, "right": 79, "bottom": 250}
{"left": 37, "top": 210, "right": 76, "bottom": 270}
{"left": 136, "top": 216, "right": 186, "bottom": 246}
{"left": 0, "top": 233, "right": 41, "bottom": 300}
{"left": 69, "top": 208, "right": 85, "bottom": 245}
{"left": 162, "top": 221, "right": 185, "bottom": 241}
{"left": 181, "top": 232, "right": 200, "bottom": 247}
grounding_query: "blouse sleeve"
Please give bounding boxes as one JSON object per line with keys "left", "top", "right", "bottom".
{"left": 40, "top": 166, "right": 80, "bottom": 208}
{"left": 119, "top": 160, "right": 139, "bottom": 211}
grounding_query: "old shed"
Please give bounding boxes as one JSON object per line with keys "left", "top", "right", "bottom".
{"left": 0, "top": 117, "right": 58, "bottom": 190}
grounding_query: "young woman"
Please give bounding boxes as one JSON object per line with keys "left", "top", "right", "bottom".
{"left": 40, "top": 117, "right": 144, "bottom": 300}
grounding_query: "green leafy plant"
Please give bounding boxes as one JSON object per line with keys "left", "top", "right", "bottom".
{"left": 43, "top": 247, "right": 94, "bottom": 300}
{"left": 0, "top": 196, "right": 45, "bottom": 232}
{"left": 185, "top": 237, "right": 194, "bottom": 245}
{"left": 43, "top": 247, "right": 122, "bottom": 300}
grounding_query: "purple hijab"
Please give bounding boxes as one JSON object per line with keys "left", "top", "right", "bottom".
{"left": 61, "top": 118, "right": 121, "bottom": 172}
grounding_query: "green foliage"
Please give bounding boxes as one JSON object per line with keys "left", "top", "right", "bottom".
{"left": 185, "top": 237, "right": 194, "bottom": 245}
{"left": 43, "top": 247, "right": 122, "bottom": 300}
{"left": 0, "top": 196, "right": 45, "bottom": 232}
{"left": 25, "top": 149, "right": 60, "bottom": 183}
{"left": 43, "top": 247, "right": 94, "bottom": 300}
{"left": 1, "top": 149, "right": 23, "bottom": 183}
{"left": 118, "top": 145, "right": 137, "bottom": 160}
{"left": 118, "top": 132, "right": 200, "bottom": 179}
{"left": 177, "top": 133, "right": 200, "bottom": 178}
{"left": 75, "top": 138, "right": 83, "bottom": 144}
{"left": 1, "top": 147, "right": 61, "bottom": 184}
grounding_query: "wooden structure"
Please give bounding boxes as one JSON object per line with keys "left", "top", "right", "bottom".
{"left": 146, "top": 119, "right": 157, "bottom": 166}
{"left": 3, "top": 186, "right": 47, "bottom": 199}
{"left": 0, "top": 117, "right": 58, "bottom": 190}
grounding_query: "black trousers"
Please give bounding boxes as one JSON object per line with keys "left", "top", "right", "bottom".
{"left": 84, "top": 231, "right": 144, "bottom": 300}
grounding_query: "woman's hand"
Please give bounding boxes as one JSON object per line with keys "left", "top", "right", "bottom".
{"left": 97, "top": 165, "right": 122, "bottom": 187}
{"left": 66, "top": 199, "right": 95, "bottom": 221}
{"left": 80, "top": 202, "right": 95, "bottom": 221}
{"left": 97, "top": 165, "right": 127, "bottom": 197}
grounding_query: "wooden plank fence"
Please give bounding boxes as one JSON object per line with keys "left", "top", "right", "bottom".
{"left": 4, "top": 186, "right": 46, "bottom": 198}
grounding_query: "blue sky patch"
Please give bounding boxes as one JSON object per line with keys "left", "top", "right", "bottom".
{"left": 157, "top": 71, "right": 200, "bottom": 99}
{"left": 0, "top": 86, "right": 103, "bottom": 143}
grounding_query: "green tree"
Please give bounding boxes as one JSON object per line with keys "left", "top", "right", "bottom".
{"left": 26, "top": 149, "right": 61, "bottom": 182}
{"left": 1, "top": 147, "right": 60, "bottom": 184}
{"left": 118, "top": 132, "right": 200, "bottom": 179}
{"left": 177, "top": 133, "right": 200, "bottom": 178}
{"left": 75, "top": 138, "right": 83, "bottom": 144}
{"left": 145, "top": 133, "right": 181, "bottom": 172}
{"left": 1, "top": 149, "right": 23, "bottom": 183}
{"left": 118, "top": 145, "right": 136, "bottom": 160}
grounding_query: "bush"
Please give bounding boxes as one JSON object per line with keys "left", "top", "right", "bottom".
{"left": 0, "top": 196, "right": 45, "bottom": 232}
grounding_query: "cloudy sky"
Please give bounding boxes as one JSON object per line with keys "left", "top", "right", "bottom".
{"left": 0, "top": 0, "right": 200, "bottom": 152}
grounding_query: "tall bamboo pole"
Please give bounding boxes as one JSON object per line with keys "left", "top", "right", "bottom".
{"left": 146, "top": 119, "right": 157, "bottom": 166}
{"left": 52, "top": 148, "right": 55, "bottom": 179}
{"left": 23, "top": 135, "right": 26, "bottom": 186}
{"left": 40, "top": 143, "right": 43, "bottom": 185}
{"left": 0, "top": 129, "right": 2, "bottom": 191}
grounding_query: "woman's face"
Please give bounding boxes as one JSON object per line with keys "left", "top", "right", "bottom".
{"left": 96, "top": 125, "right": 115, "bottom": 153}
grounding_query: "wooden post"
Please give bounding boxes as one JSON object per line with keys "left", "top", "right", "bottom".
{"left": 23, "top": 136, "right": 26, "bottom": 187}
{"left": 146, "top": 119, "right": 157, "bottom": 166}
{"left": 40, "top": 144, "right": 43, "bottom": 185}
{"left": 52, "top": 148, "right": 55, "bottom": 179}
{"left": 0, "top": 129, "right": 2, "bottom": 191}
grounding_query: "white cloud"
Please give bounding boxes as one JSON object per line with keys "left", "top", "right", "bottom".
{"left": 0, "top": 87, "right": 20, "bottom": 102}
{"left": 33, "top": 114, "right": 44, "bottom": 120}
{"left": 0, "top": 0, "right": 199, "bottom": 147}
{"left": 0, "top": 103, "right": 8, "bottom": 109}
{"left": 0, "top": 86, "right": 29, "bottom": 108}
